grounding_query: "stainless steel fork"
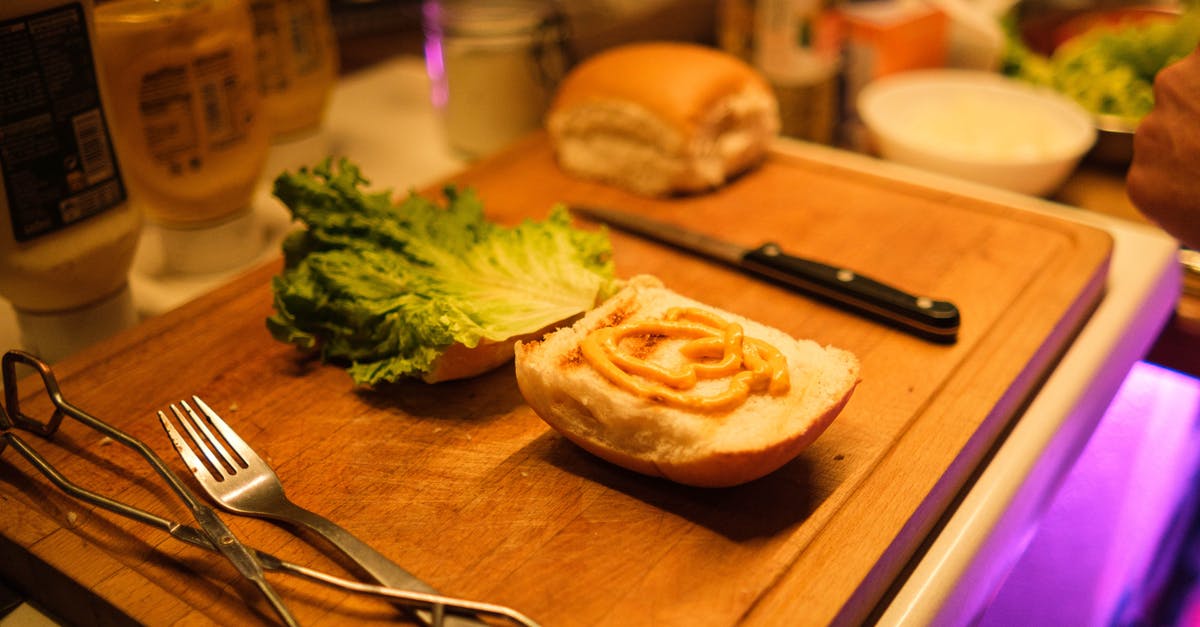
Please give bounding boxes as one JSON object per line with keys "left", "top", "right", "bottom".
{"left": 159, "top": 396, "right": 484, "bottom": 627}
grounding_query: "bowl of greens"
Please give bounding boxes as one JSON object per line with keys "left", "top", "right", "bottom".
{"left": 1004, "top": 5, "right": 1200, "bottom": 166}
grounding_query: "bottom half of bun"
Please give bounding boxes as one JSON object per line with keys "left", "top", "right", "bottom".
{"left": 513, "top": 277, "right": 860, "bottom": 487}
{"left": 517, "top": 367, "right": 857, "bottom": 487}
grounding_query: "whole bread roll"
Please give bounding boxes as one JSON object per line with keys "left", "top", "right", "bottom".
{"left": 546, "top": 42, "right": 780, "bottom": 196}
{"left": 515, "top": 275, "right": 859, "bottom": 487}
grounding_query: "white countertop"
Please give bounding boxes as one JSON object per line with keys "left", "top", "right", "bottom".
{"left": 0, "top": 57, "right": 1184, "bottom": 624}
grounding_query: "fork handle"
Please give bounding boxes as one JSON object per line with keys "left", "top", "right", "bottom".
{"left": 270, "top": 500, "right": 485, "bottom": 627}
{"left": 273, "top": 500, "right": 434, "bottom": 593}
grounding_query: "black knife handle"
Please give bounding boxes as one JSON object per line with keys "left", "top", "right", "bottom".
{"left": 743, "top": 243, "right": 960, "bottom": 343}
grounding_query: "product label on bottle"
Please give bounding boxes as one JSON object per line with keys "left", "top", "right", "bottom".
{"left": 0, "top": 3, "right": 126, "bottom": 243}
{"left": 249, "top": 0, "right": 325, "bottom": 94}
{"left": 137, "top": 46, "right": 253, "bottom": 174}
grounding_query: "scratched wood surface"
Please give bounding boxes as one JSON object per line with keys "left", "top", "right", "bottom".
{"left": 0, "top": 136, "right": 1111, "bottom": 626}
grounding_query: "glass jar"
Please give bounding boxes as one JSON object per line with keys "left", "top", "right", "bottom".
{"left": 423, "top": 0, "right": 569, "bottom": 158}
{"left": 720, "top": 0, "right": 841, "bottom": 144}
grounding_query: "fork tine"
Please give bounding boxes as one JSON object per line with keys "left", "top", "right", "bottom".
{"left": 158, "top": 409, "right": 220, "bottom": 482}
{"left": 181, "top": 398, "right": 244, "bottom": 470}
{"left": 191, "top": 396, "right": 256, "bottom": 466}
{"left": 172, "top": 403, "right": 231, "bottom": 479}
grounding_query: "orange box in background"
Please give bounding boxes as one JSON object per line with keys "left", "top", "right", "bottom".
{"left": 835, "top": 0, "right": 948, "bottom": 149}
{"left": 838, "top": 0, "right": 948, "bottom": 77}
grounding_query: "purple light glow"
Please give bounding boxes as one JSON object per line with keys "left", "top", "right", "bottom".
{"left": 421, "top": 1, "right": 447, "bottom": 109}
{"left": 424, "top": 35, "right": 447, "bottom": 109}
{"left": 979, "top": 361, "right": 1200, "bottom": 625}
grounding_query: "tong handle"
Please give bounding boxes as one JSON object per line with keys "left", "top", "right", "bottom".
{"left": 0, "top": 350, "right": 540, "bottom": 627}
{"left": 1, "top": 430, "right": 538, "bottom": 626}
{"left": 2, "top": 350, "right": 67, "bottom": 436}
{"left": 0, "top": 350, "right": 298, "bottom": 625}
{"left": 2, "top": 351, "right": 206, "bottom": 509}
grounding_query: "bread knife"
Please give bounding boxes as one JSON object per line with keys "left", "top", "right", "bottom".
{"left": 571, "top": 205, "right": 960, "bottom": 343}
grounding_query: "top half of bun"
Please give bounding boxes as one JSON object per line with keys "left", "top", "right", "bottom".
{"left": 548, "top": 42, "right": 776, "bottom": 138}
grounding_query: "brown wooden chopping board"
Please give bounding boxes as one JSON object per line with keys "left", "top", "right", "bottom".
{"left": 0, "top": 135, "right": 1111, "bottom": 626}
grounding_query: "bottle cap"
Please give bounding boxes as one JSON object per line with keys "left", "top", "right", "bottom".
{"left": 148, "top": 209, "right": 264, "bottom": 275}
{"left": 16, "top": 285, "right": 138, "bottom": 363}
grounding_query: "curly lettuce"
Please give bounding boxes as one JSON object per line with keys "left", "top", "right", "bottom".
{"left": 267, "top": 158, "right": 617, "bottom": 385}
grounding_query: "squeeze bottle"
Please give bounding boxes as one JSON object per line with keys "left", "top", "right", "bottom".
{"left": 0, "top": 0, "right": 142, "bottom": 361}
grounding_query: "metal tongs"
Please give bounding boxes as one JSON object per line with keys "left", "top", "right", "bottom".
{"left": 0, "top": 349, "right": 538, "bottom": 627}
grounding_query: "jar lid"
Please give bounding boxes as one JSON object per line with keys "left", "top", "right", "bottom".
{"left": 424, "top": 0, "right": 553, "bottom": 37}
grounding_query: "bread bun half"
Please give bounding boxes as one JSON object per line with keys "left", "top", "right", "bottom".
{"left": 546, "top": 42, "right": 780, "bottom": 197}
{"left": 515, "top": 275, "right": 859, "bottom": 487}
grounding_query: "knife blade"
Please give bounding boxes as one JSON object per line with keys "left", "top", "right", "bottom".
{"left": 572, "top": 205, "right": 960, "bottom": 343}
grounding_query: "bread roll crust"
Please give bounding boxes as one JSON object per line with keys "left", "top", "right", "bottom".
{"left": 515, "top": 276, "right": 860, "bottom": 487}
{"left": 550, "top": 42, "right": 773, "bottom": 137}
{"left": 547, "top": 42, "right": 780, "bottom": 196}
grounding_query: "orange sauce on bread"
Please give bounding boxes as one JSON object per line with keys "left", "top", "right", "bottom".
{"left": 580, "top": 307, "right": 789, "bottom": 412}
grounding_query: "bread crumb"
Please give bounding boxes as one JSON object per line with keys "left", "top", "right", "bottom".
{"left": 559, "top": 347, "right": 584, "bottom": 368}
{"left": 602, "top": 306, "right": 633, "bottom": 328}
{"left": 627, "top": 333, "right": 666, "bottom": 359}
{"left": 66, "top": 511, "right": 78, "bottom": 526}
{"left": 98, "top": 436, "right": 114, "bottom": 447}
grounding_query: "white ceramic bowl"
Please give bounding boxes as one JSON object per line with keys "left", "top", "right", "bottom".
{"left": 857, "top": 69, "right": 1097, "bottom": 196}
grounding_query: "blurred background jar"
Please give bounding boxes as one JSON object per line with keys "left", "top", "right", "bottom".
{"left": 0, "top": 0, "right": 142, "bottom": 362}
{"left": 94, "top": 0, "right": 269, "bottom": 275}
{"left": 719, "top": 0, "right": 842, "bottom": 144}
{"left": 248, "top": 0, "right": 340, "bottom": 173}
{"left": 422, "top": 0, "right": 570, "bottom": 159}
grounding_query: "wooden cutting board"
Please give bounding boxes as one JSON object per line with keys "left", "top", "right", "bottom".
{"left": 0, "top": 136, "right": 1111, "bottom": 626}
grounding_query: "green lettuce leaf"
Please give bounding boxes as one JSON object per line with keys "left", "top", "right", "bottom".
{"left": 267, "top": 158, "right": 618, "bottom": 385}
